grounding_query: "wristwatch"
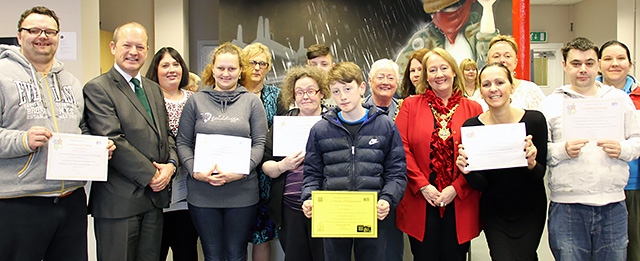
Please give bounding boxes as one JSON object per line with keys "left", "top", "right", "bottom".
{"left": 167, "top": 159, "right": 178, "bottom": 174}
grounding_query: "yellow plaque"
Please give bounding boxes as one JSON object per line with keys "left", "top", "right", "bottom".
{"left": 311, "top": 191, "right": 378, "bottom": 238}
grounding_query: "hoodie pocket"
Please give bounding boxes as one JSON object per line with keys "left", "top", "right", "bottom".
{"left": 17, "top": 151, "right": 38, "bottom": 178}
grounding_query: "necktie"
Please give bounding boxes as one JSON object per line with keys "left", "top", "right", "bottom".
{"left": 131, "top": 78, "right": 155, "bottom": 123}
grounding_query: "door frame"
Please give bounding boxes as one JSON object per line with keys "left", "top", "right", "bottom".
{"left": 531, "top": 43, "right": 564, "bottom": 96}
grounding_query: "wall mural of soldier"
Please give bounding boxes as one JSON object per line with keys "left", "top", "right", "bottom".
{"left": 395, "top": 0, "right": 498, "bottom": 72}
{"left": 220, "top": 0, "right": 510, "bottom": 87}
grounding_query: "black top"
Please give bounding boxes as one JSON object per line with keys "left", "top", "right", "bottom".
{"left": 341, "top": 119, "right": 363, "bottom": 140}
{"left": 463, "top": 110, "right": 548, "bottom": 223}
{"left": 462, "top": 109, "right": 549, "bottom": 258}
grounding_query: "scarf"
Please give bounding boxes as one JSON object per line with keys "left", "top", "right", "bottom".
{"left": 596, "top": 75, "right": 636, "bottom": 94}
{"left": 425, "top": 89, "right": 462, "bottom": 217}
{"left": 432, "top": 0, "right": 475, "bottom": 44}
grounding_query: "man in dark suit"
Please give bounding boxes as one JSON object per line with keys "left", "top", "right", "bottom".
{"left": 83, "top": 22, "right": 178, "bottom": 261}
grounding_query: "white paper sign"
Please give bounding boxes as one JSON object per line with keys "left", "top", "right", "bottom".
{"left": 55, "top": 32, "right": 77, "bottom": 61}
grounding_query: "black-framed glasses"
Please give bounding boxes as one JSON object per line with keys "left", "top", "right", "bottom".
{"left": 295, "top": 89, "right": 320, "bottom": 98}
{"left": 20, "top": 27, "right": 59, "bottom": 37}
{"left": 250, "top": 60, "right": 269, "bottom": 69}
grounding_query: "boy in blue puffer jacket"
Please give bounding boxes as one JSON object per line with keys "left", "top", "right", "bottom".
{"left": 301, "top": 62, "right": 407, "bottom": 261}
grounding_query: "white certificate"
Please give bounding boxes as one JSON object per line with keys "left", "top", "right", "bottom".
{"left": 171, "top": 172, "right": 188, "bottom": 204}
{"left": 461, "top": 123, "right": 527, "bottom": 171}
{"left": 193, "top": 134, "right": 251, "bottom": 174}
{"left": 563, "top": 98, "right": 624, "bottom": 141}
{"left": 273, "top": 116, "right": 321, "bottom": 156}
{"left": 46, "top": 133, "right": 108, "bottom": 181}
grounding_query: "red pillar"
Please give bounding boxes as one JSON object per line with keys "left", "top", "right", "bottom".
{"left": 512, "top": 0, "right": 530, "bottom": 80}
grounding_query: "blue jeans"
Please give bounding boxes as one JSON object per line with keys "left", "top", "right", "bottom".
{"left": 548, "top": 201, "right": 628, "bottom": 261}
{"left": 189, "top": 204, "right": 257, "bottom": 261}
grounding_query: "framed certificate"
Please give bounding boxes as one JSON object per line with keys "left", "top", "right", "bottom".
{"left": 311, "top": 191, "right": 378, "bottom": 238}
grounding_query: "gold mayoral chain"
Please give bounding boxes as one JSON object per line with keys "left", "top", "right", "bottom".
{"left": 429, "top": 104, "right": 459, "bottom": 140}
{"left": 393, "top": 99, "right": 403, "bottom": 121}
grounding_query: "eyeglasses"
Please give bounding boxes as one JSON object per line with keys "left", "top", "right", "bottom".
{"left": 20, "top": 27, "right": 59, "bottom": 37}
{"left": 250, "top": 60, "right": 269, "bottom": 69}
{"left": 295, "top": 89, "right": 320, "bottom": 98}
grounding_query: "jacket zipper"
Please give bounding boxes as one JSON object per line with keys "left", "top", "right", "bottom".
{"left": 326, "top": 111, "right": 376, "bottom": 191}
{"left": 17, "top": 152, "right": 34, "bottom": 177}
{"left": 351, "top": 145, "right": 356, "bottom": 191}
{"left": 42, "top": 73, "right": 65, "bottom": 191}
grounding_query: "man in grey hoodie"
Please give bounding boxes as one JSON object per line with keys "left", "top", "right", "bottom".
{"left": 0, "top": 6, "right": 114, "bottom": 261}
{"left": 540, "top": 37, "right": 640, "bottom": 261}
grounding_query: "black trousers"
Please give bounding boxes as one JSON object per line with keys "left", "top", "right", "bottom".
{"left": 322, "top": 216, "right": 390, "bottom": 261}
{"left": 279, "top": 206, "right": 324, "bottom": 261}
{"left": 408, "top": 202, "right": 469, "bottom": 261}
{"left": 160, "top": 209, "right": 199, "bottom": 261}
{"left": 383, "top": 207, "right": 405, "bottom": 261}
{"left": 0, "top": 189, "right": 88, "bottom": 261}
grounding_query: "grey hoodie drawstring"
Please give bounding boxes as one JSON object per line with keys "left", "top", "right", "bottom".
{"left": 221, "top": 98, "right": 228, "bottom": 113}
{"left": 29, "top": 65, "right": 49, "bottom": 109}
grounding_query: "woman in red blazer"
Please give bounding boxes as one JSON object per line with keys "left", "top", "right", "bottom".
{"left": 395, "top": 48, "right": 482, "bottom": 260}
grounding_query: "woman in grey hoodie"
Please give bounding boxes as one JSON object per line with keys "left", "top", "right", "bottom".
{"left": 176, "top": 42, "right": 267, "bottom": 261}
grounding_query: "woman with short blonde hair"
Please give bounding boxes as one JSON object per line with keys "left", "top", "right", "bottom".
{"left": 486, "top": 35, "right": 545, "bottom": 110}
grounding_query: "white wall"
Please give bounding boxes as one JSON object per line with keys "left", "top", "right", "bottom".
{"left": 532, "top": 0, "right": 639, "bottom": 80}
{"left": 154, "top": 0, "right": 189, "bottom": 62}
{"left": 81, "top": 0, "right": 101, "bottom": 84}
{"left": 571, "top": 0, "right": 617, "bottom": 49}
{"left": 569, "top": 0, "right": 639, "bottom": 77}
{"left": 617, "top": 0, "right": 639, "bottom": 77}
{"left": 530, "top": 5, "right": 572, "bottom": 44}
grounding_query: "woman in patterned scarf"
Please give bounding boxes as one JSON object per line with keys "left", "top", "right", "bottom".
{"left": 241, "top": 42, "right": 286, "bottom": 261}
{"left": 395, "top": 48, "right": 483, "bottom": 260}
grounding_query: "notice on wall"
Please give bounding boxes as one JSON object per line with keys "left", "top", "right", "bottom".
{"left": 56, "top": 31, "right": 77, "bottom": 61}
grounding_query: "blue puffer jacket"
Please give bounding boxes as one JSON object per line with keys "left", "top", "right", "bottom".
{"left": 301, "top": 106, "right": 407, "bottom": 207}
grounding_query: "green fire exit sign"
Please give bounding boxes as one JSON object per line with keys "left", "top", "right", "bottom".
{"left": 531, "top": 31, "right": 547, "bottom": 43}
